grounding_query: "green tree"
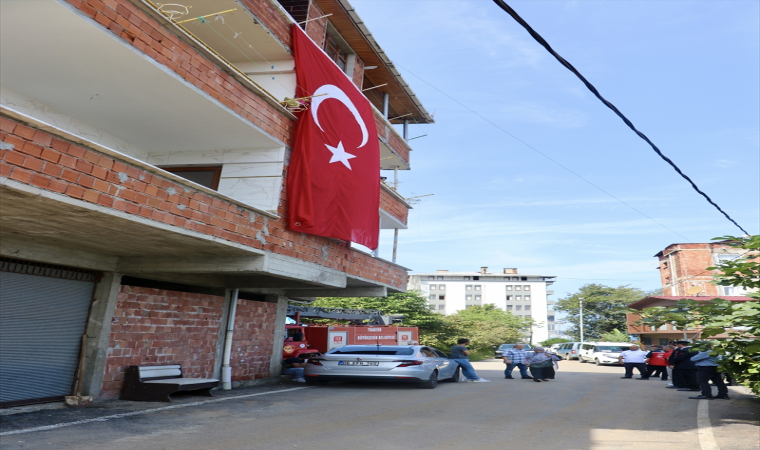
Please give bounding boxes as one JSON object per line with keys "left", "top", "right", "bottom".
{"left": 539, "top": 337, "right": 571, "bottom": 347}
{"left": 634, "top": 235, "right": 760, "bottom": 395}
{"left": 309, "top": 291, "right": 456, "bottom": 348}
{"left": 443, "top": 304, "right": 531, "bottom": 355}
{"left": 599, "top": 328, "right": 630, "bottom": 342}
{"left": 554, "top": 284, "right": 648, "bottom": 340}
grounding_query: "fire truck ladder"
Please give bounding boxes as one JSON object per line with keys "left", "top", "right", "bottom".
{"left": 286, "top": 305, "right": 404, "bottom": 325}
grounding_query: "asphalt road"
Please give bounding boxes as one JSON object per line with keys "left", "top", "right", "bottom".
{"left": 1, "top": 359, "right": 758, "bottom": 450}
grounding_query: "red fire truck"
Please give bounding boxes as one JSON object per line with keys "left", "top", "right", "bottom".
{"left": 281, "top": 306, "right": 419, "bottom": 359}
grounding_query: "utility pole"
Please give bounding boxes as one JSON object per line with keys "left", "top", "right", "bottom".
{"left": 578, "top": 298, "right": 584, "bottom": 343}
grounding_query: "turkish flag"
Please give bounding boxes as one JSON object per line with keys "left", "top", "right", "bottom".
{"left": 287, "top": 25, "right": 380, "bottom": 250}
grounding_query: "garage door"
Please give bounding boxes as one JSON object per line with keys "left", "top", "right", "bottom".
{"left": 0, "top": 260, "right": 97, "bottom": 406}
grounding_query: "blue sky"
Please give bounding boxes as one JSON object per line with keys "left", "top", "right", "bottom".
{"left": 360, "top": 0, "right": 759, "bottom": 300}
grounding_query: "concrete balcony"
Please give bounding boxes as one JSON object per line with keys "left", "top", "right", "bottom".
{"left": 379, "top": 182, "right": 411, "bottom": 229}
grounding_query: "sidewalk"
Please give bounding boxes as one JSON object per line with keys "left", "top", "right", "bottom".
{"left": 0, "top": 381, "right": 305, "bottom": 436}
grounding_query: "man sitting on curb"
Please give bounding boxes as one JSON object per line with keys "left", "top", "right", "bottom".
{"left": 503, "top": 344, "right": 533, "bottom": 379}
{"left": 282, "top": 354, "right": 307, "bottom": 382}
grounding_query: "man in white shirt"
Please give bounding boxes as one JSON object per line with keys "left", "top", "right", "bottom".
{"left": 618, "top": 344, "right": 649, "bottom": 379}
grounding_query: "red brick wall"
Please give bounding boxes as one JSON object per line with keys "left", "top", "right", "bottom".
{"left": 380, "top": 185, "right": 409, "bottom": 226}
{"left": 304, "top": 1, "right": 328, "bottom": 48}
{"left": 230, "top": 299, "right": 279, "bottom": 382}
{"left": 100, "top": 286, "right": 225, "bottom": 399}
{"left": 374, "top": 111, "right": 410, "bottom": 164}
{"left": 0, "top": 117, "right": 409, "bottom": 290}
{"left": 65, "top": 0, "right": 293, "bottom": 145}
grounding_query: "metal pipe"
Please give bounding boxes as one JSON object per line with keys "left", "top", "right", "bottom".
{"left": 403, "top": 119, "right": 409, "bottom": 139}
{"left": 382, "top": 93, "right": 389, "bottom": 118}
{"left": 392, "top": 229, "right": 399, "bottom": 263}
{"left": 221, "top": 289, "right": 239, "bottom": 390}
{"left": 579, "top": 298, "right": 584, "bottom": 343}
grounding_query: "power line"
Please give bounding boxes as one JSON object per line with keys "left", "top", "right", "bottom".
{"left": 491, "top": 0, "right": 749, "bottom": 236}
{"left": 395, "top": 63, "right": 694, "bottom": 243}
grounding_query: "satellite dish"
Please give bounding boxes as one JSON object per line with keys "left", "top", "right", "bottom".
{"left": 686, "top": 286, "right": 703, "bottom": 295}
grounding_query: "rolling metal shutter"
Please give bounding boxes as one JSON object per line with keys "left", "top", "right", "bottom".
{"left": 0, "top": 260, "right": 97, "bottom": 406}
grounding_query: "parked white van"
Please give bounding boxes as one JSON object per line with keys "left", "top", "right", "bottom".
{"left": 554, "top": 342, "right": 583, "bottom": 360}
{"left": 578, "top": 342, "right": 633, "bottom": 365}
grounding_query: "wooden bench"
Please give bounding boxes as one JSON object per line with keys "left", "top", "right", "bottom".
{"left": 120, "top": 364, "right": 220, "bottom": 402}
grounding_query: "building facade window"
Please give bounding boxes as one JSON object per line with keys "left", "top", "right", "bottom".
{"left": 438, "top": 304, "right": 445, "bottom": 310}
{"left": 474, "top": 285, "right": 481, "bottom": 291}
{"left": 429, "top": 295, "right": 435, "bottom": 300}
{"left": 439, "top": 295, "right": 445, "bottom": 300}
{"left": 547, "top": 315, "right": 555, "bottom": 321}
{"left": 466, "top": 285, "right": 472, "bottom": 290}
{"left": 506, "top": 305, "right": 513, "bottom": 310}
{"left": 515, "top": 305, "right": 522, "bottom": 311}
{"left": 161, "top": 166, "right": 222, "bottom": 190}
{"left": 475, "top": 295, "right": 481, "bottom": 301}
{"left": 324, "top": 35, "right": 349, "bottom": 71}
{"left": 466, "top": 295, "right": 472, "bottom": 300}
{"left": 515, "top": 286, "right": 521, "bottom": 291}
{"left": 524, "top": 285, "right": 530, "bottom": 291}
{"left": 437, "top": 276, "right": 444, "bottom": 280}
{"left": 524, "top": 305, "right": 531, "bottom": 311}
{"left": 427, "top": 276, "right": 435, "bottom": 280}
{"left": 524, "top": 295, "right": 530, "bottom": 301}
{"left": 516, "top": 295, "right": 522, "bottom": 301}
{"left": 548, "top": 324, "right": 555, "bottom": 331}
{"left": 506, "top": 295, "right": 513, "bottom": 301}
{"left": 463, "top": 276, "right": 471, "bottom": 280}
{"left": 439, "top": 284, "right": 446, "bottom": 290}
{"left": 506, "top": 285, "right": 512, "bottom": 291}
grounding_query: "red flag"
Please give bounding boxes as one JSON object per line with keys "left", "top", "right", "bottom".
{"left": 287, "top": 25, "right": 380, "bottom": 250}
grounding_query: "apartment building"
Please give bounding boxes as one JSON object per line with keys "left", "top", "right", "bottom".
{"left": 656, "top": 240, "right": 750, "bottom": 297}
{"left": 408, "top": 268, "right": 557, "bottom": 343}
{"left": 0, "top": 0, "right": 431, "bottom": 406}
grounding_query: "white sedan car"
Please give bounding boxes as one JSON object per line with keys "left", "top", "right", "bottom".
{"left": 304, "top": 345, "right": 461, "bottom": 388}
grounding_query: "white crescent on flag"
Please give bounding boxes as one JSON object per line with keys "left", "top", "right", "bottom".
{"left": 311, "top": 84, "right": 369, "bottom": 148}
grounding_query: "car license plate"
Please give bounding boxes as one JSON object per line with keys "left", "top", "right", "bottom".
{"left": 338, "top": 361, "right": 379, "bottom": 366}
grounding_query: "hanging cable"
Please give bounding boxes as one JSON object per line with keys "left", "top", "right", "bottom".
{"left": 395, "top": 62, "right": 695, "bottom": 243}
{"left": 491, "top": 0, "right": 748, "bottom": 235}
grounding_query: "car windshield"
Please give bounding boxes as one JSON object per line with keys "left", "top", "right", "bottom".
{"left": 597, "top": 346, "right": 629, "bottom": 352}
{"left": 328, "top": 346, "right": 415, "bottom": 356}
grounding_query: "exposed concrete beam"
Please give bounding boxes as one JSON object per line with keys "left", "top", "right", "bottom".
{"left": 0, "top": 235, "right": 118, "bottom": 271}
{"left": 285, "top": 287, "right": 387, "bottom": 298}
{"left": 118, "top": 256, "right": 266, "bottom": 273}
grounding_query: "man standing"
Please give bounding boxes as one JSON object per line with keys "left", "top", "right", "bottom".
{"left": 643, "top": 345, "right": 668, "bottom": 381}
{"left": 618, "top": 344, "right": 649, "bottom": 379}
{"left": 450, "top": 338, "right": 490, "bottom": 382}
{"left": 503, "top": 344, "right": 532, "bottom": 379}
{"left": 689, "top": 350, "right": 730, "bottom": 400}
{"left": 669, "top": 341, "right": 699, "bottom": 391}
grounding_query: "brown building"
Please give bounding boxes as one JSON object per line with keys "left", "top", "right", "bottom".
{"left": 0, "top": 0, "right": 431, "bottom": 406}
{"left": 626, "top": 296, "right": 754, "bottom": 346}
{"left": 656, "top": 241, "right": 749, "bottom": 297}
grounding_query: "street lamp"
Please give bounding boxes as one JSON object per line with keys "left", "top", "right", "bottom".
{"left": 578, "top": 298, "right": 584, "bottom": 343}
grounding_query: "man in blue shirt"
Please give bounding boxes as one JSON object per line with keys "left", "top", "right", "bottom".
{"left": 450, "top": 338, "right": 490, "bottom": 382}
{"left": 689, "top": 351, "right": 730, "bottom": 400}
{"left": 502, "top": 344, "right": 532, "bottom": 379}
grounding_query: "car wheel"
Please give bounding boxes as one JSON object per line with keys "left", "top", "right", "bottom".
{"left": 419, "top": 370, "right": 438, "bottom": 389}
{"left": 446, "top": 366, "right": 461, "bottom": 382}
{"left": 564, "top": 353, "right": 571, "bottom": 361}
{"left": 579, "top": 357, "right": 587, "bottom": 363}
{"left": 595, "top": 359, "right": 601, "bottom": 365}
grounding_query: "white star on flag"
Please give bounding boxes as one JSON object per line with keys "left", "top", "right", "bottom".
{"left": 325, "top": 141, "right": 356, "bottom": 169}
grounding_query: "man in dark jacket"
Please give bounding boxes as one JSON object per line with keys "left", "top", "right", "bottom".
{"left": 669, "top": 341, "right": 699, "bottom": 391}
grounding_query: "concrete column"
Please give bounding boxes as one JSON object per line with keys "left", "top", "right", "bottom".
{"left": 268, "top": 294, "right": 288, "bottom": 378}
{"left": 213, "top": 289, "right": 234, "bottom": 381}
{"left": 81, "top": 272, "right": 122, "bottom": 399}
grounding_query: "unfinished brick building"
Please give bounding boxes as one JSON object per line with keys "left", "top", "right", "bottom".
{"left": 0, "top": 0, "right": 432, "bottom": 406}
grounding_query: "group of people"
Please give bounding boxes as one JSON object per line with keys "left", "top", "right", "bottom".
{"left": 617, "top": 341, "right": 730, "bottom": 400}
{"left": 449, "top": 340, "right": 561, "bottom": 382}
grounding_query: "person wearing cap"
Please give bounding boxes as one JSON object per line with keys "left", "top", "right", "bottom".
{"left": 618, "top": 344, "right": 649, "bottom": 379}
{"left": 669, "top": 341, "right": 699, "bottom": 391}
